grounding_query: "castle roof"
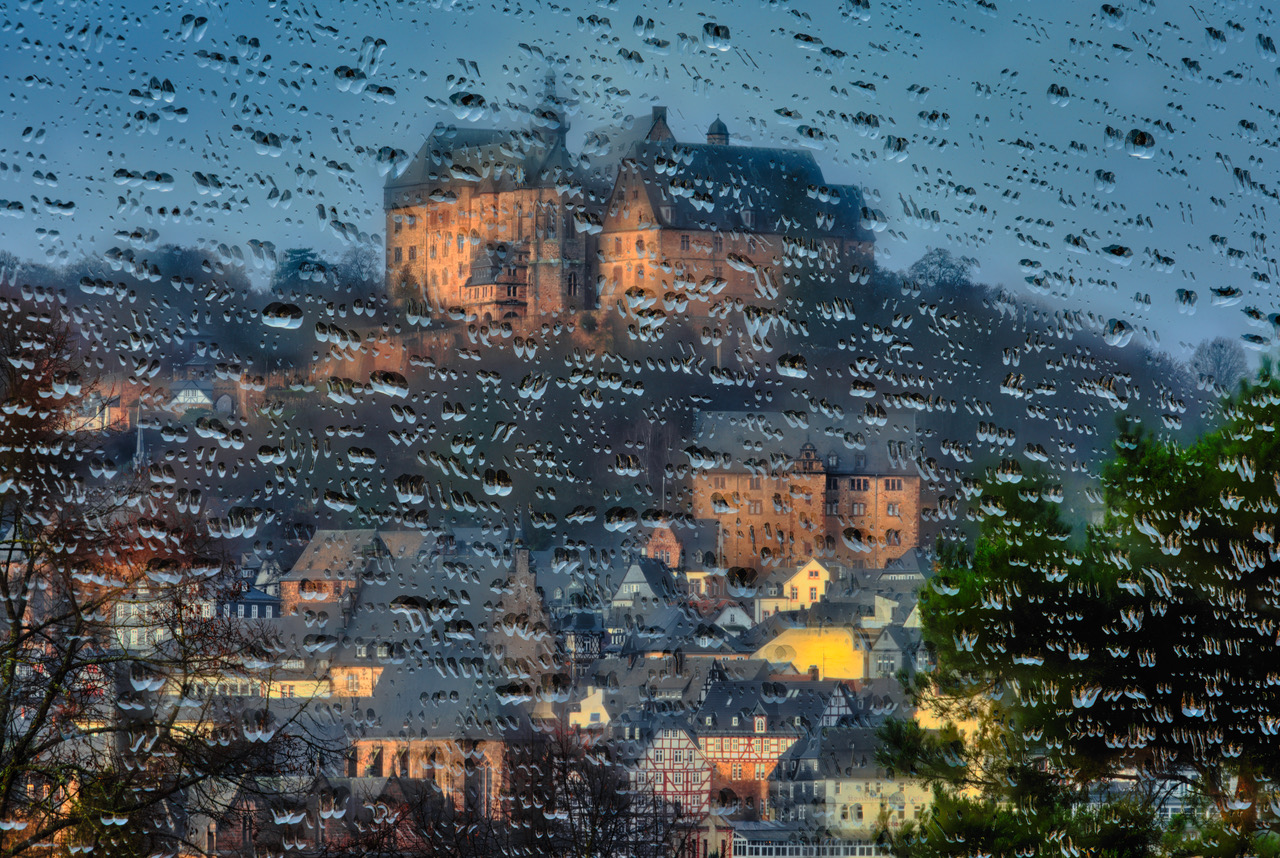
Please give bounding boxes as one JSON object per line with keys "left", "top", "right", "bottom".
{"left": 693, "top": 410, "right": 919, "bottom": 477}
{"left": 616, "top": 136, "right": 873, "bottom": 243}
{"left": 385, "top": 123, "right": 574, "bottom": 204}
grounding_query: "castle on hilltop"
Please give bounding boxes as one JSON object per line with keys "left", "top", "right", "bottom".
{"left": 384, "top": 90, "right": 874, "bottom": 324}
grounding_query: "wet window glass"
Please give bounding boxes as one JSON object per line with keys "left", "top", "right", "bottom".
{"left": 0, "top": 1, "right": 1276, "bottom": 856}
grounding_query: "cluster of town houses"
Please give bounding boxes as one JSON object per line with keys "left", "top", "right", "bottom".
{"left": 95, "top": 94, "right": 927, "bottom": 856}
{"left": 192, "top": 407, "right": 931, "bottom": 857}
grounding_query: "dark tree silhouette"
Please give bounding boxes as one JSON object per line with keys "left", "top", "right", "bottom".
{"left": 0, "top": 290, "right": 321, "bottom": 858}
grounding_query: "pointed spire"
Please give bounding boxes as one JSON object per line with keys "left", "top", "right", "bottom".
{"left": 533, "top": 68, "right": 568, "bottom": 140}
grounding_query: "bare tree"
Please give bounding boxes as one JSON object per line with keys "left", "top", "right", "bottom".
{"left": 0, "top": 293, "right": 322, "bottom": 857}
{"left": 306, "top": 725, "right": 700, "bottom": 858}
{"left": 505, "top": 724, "right": 699, "bottom": 858}
{"left": 1189, "top": 335, "right": 1248, "bottom": 391}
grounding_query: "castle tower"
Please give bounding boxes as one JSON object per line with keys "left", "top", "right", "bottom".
{"left": 706, "top": 116, "right": 729, "bottom": 145}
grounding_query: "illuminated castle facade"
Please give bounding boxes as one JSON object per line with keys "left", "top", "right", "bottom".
{"left": 385, "top": 92, "right": 874, "bottom": 323}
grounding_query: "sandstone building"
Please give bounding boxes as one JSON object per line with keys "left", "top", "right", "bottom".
{"left": 690, "top": 411, "right": 921, "bottom": 570}
{"left": 384, "top": 85, "right": 593, "bottom": 323}
{"left": 385, "top": 95, "right": 873, "bottom": 322}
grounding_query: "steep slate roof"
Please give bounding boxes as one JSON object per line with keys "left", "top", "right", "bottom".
{"left": 675, "top": 524, "right": 720, "bottom": 571}
{"left": 609, "top": 556, "right": 682, "bottom": 605}
{"left": 385, "top": 122, "right": 576, "bottom": 204}
{"left": 611, "top": 603, "right": 750, "bottom": 659}
{"left": 532, "top": 530, "right": 632, "bottom": 609}
{"left": 869, "top": 624, "right": 918, "bottom": 654}
{"left": 848, "top": 677, "right": 911, "bottom": 721}
{"left": 736, "top": 610, "right": 804, "bottom": 651}
{"left": 773, "top": 726, "right": 886, "bottom": 781}
{"left": 239, "top": 551, "right": 285, "bottom": 593}
{"left": 693, "top": 678, "right": 849, "bottom": 736}
{"left": 617, "top": 136, "right": 873, "bottom": 244}
{"left": 867, "top": 547, "right": 933, "bottom": 584}
{"left": 585, "top": 655, "right": 773, "bottom": 724}
{"left": 280, "top": 529, "right": 379, "bottom": 583}
{"left": 693, "top": 410, "right": 919, "bottom": 476}
{"left": 279, "top": 529, "right": 539, "bottom": 742}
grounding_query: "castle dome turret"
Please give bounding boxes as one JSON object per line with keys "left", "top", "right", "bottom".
{"left": 706, "top": 116, "right": 729, "bottom": 145}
